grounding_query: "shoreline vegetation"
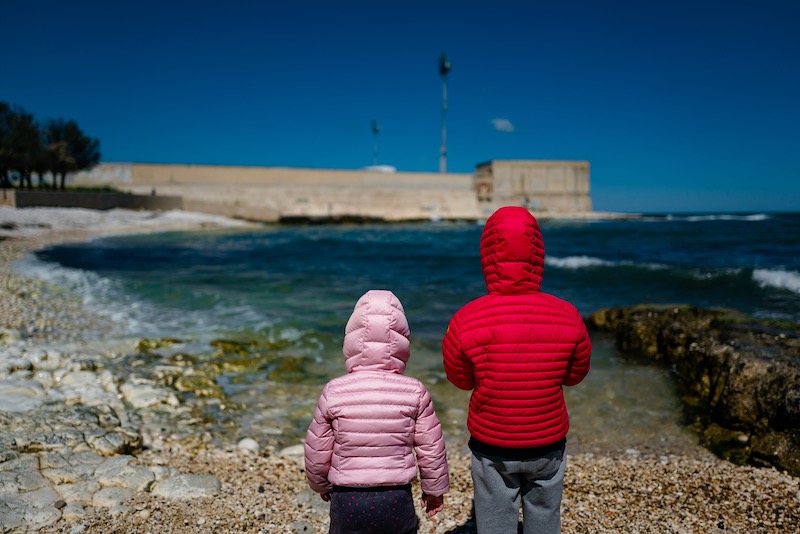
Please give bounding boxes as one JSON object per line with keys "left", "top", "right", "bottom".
{"left": 1, "top": 207, "right": 798, "bottom": 533}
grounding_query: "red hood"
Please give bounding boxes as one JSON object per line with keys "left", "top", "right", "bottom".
{"left": 479, "top": 206, "right": 544, "bottom": 294}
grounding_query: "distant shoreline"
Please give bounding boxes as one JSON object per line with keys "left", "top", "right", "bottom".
{"left": 0, "top": 206, "right": 639, "bottom": 252}
{"left": 0, "top": 206, "right": 260, "bottom": 252}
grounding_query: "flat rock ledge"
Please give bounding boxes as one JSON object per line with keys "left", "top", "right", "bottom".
{"left": 0, "top": 340, "right": 227, "bottom": 534}
{"left": 0, "top": 395, "right": 223, "bottom": 533}
{"left": 587, "top": 305, "right": 800, "bottom": 477}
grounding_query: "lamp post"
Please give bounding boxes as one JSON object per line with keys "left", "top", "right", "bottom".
{"left": 438, "top": 52, "right": 451, "bottom": 173}
{"left": 371, "top": 119, "right": 380, "bottom": 166}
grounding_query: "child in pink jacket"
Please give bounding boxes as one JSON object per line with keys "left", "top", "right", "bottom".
{"left": 304, "top": 289, "right": 450, "bottom": 533}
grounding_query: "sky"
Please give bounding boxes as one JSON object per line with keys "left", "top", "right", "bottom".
{"left": 3, "top": 0, "right": 799, "bottom": 214}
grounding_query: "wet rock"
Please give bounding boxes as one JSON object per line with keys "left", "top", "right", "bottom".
{"left": 2, "top": 357, "right": 32, "bottom": 373}
{"left": 173, "top": 371, "right": 224, "bottom": 398}
{"left": 27, "top": 349, "right": 62, "bottom": 371}
{"left": 0, "top": 403, "right": 141, "bottom": 457}
{"left": 14, "top": 467, "right": 51, "bottom": 493}
{"left": 53, "top": 480, "right": 101, "bottom": 504}
{"left": 92, "top": 486, "right": 134, "bottom": 508}
{"left": 120, "top": 382, "right": 179, "bottom": 409}
{"left": 212, "top": 356, "right": 266, "bottom": 374}
{"left": 150, "top": 473, "right": 221, "bottom": 499}
{"left": 55, "top": 370, "right": 114, "bottom": 406}
{"left": 135, "top": 338, "right": 183, "bottom": 354}
{"left": 210, "top": 338, "right": 254, "bottom": 356}
{"left": 60, "top": 502, "right": 85, "bottom": 521}
{"left": 0, "top": 498, "right": 26, "bottom": 531}
{"left": 262, "top": 355, "right": 326, "bottom": 383}
{"left": 0, "top": 379, "right": 46, "bottom": 412}
{"left": 94, "top": 456, "right": 156, "bottom": 492}
{"left": 588, "top": 306, "right": 800, "bottom": 476}
{"left": 16, "top": 486, "right": 62, "bottom": 517}
{"left": 750, "top": 430, "right": 800, "bottom": 474}
{"left": 166, "top": 352, "right": 197, "bottom": 366}
{"left": 0, "top": 328, "right": 25, "bottom": 345}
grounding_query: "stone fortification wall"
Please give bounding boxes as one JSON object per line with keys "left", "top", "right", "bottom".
{"left": 74, "top": 163, "right": 480, "bottom": 222}
{"left": 475, "top": 160, "right": 592, "bottom": 216}
{"left": 0, "top": 189, "right": 182, "bottom": 211}
{"left": 72, "top": 161, "right": 596, "bottom": 222}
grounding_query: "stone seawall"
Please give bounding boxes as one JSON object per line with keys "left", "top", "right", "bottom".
{"left": 73, "top": 163, "right": 481, "bottom": 222}
{"left": 1, "top": 190, "right": 183, "bottom": 212}
{"left": 72, "top": 162, "right": 602, "bottom": 222}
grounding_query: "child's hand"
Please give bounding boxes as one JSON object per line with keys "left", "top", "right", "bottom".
{"left": 421, "top": 493, "right": 444, "bottom": 516}
{"left": 321, "top": 492, "right": 331, "bottom": 502}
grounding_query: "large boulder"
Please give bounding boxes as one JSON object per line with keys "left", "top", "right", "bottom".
{"left": 587, "top": 306, "right": 800, "bottom": 476}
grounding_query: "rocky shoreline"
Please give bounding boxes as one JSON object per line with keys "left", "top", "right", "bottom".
{"left": 587, "top": 306, "right": 800, "bottom": 477}
{"left": 1, "top": 207, "right": 799, "bottom": 533}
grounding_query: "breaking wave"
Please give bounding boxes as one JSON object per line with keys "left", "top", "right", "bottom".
{"left": 752, "top": 268, "right": 800, "bottom": 293}
{"left": 666, "top": 213, "right": 770, "bottom": 222}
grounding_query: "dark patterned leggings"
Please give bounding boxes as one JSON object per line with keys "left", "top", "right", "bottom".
{"left": 329, "top": 484, "right": 418, "bottom": 534}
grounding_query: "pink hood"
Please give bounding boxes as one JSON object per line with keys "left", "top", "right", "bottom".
{"left": 343, "top": 289, "right": 410, "bottom": 374}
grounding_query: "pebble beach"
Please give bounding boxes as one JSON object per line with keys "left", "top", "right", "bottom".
{"left": 1, "top": 207, "right": 799, "bottom": 533}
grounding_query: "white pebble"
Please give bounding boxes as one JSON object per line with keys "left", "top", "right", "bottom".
{"left": 279, "top": 443, "right": 305, "bottom": 457}
{"left": 237, "top": 437, "right": 260, "bottom": 455}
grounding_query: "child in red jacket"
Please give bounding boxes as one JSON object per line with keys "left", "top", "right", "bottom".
{"left": 442, "top": 206, "right": 591, "bottom": 534}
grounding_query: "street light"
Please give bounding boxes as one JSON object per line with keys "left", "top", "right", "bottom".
{"left": 438, "top": 52, "right": 451, "bottom": 173}
{"left": 371, "top": 119, "right": 380, "bottom": 166}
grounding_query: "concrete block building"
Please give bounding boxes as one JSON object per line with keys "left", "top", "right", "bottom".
{"left": 474, "top": 160, "right": 592, "bottom": 216}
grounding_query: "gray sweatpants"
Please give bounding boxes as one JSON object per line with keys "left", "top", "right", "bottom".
{"left": 471, "top": 444, "right": 566, "bottom": 534}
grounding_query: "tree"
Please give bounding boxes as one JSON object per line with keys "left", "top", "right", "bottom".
{"left": 0, "top": 102, "right": 14, "bottom": 187}
{"left": 5, "top": 106, "right": 40, "bottom": 189}
{"left": 44, "top": 119, "right": 78, "bottom": 189}
{"left": 0, "top": 101, "right": 101, "bottom": 190}
{"left": 44, "top": 118, "right": 101, "bottom": 189}
{"left": 71, "top": 127, "right": 100, "bottom": 187}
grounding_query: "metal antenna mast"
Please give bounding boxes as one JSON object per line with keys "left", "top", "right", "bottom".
{"left": 438, "top": 52, "right": 451, "bottom": 173}
{"left": 371, "top": 119, "right": 380, "bottom": 165}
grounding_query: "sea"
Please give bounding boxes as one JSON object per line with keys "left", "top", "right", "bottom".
{"left": 15, "top": 212, "right": 800, "bottom": 454}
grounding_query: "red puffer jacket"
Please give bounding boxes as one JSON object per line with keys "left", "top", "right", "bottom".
{"left": 442, "top": 206, "right": 591, "bottom": 449}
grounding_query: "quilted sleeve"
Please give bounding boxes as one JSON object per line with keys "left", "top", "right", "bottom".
{"left": 304, "top": 388, "right": 334, "bottom": 494}
{"left": 414, "top": 386, "right": 450, "bottom": 496}
{"left": 564, "top": 308, "right": 592, "bottom": 387}
{"left": 442, "top": 314, "right": 475, "bottom": 390}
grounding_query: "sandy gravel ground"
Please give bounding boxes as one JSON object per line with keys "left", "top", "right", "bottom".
{"left": 2, "top": 206, "right": 799, "bottom": 533}
{"left": 32, "top": 443, "right": 800, "bottom": 534}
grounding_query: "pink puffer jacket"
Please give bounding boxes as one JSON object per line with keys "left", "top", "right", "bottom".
{"left": 304, "top": 290, "right": 450, "bottom": 497}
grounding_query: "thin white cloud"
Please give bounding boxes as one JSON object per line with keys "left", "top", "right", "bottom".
{"left": 491, "top": 118, "right": 515, "bottom": 132}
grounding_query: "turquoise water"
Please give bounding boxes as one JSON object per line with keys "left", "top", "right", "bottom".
{"left": 19, "top": 213, "right": 800, "bottom": 452}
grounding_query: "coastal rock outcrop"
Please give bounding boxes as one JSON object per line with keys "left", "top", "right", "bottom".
{"left": 0, "top": 337, "right": 228, "bottom": 533}
{"left": 587, "top": 306, "right": 800, "bottom": 477}
{"left": 0, "top": 247, "right": 227, "bottom": 533}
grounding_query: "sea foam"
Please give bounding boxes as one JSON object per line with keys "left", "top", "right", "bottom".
{"left": 546, "top": 255, "right": 668, "bottom": 271}
{"left": 546, "top": 255, "right": 614, "bottom": 268}
{"left": 752, "top": 269, "right": 800, "bottom": 294}
{"left": 13, "top": 255, "right": 113, "bottom": 305}
{"left": 12, "top": 254, "right": 144, "bottom": 332}
{"left": 671, "top": 214, "right": 770, "bottom": 222}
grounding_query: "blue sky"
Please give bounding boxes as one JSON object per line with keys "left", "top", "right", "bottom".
{"left": 3, "top": 0, "right": 798, "bottom": 213}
